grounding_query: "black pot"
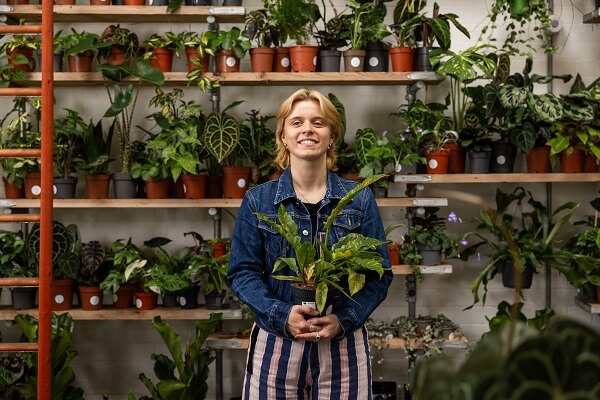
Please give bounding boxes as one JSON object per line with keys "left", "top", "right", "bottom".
{"left": 371, "top": 186, "right": 387, "bottom": 198}
{"left": 36, "top": 50, "right": 63, "bottom": 72}
{"left": 291, "top": 284, "right": 337, "bottom": 316}
{"left": 490, "top": 141, "right": 517, "bottom": 173}
{"left": 319, "top": 49, "right": 341, "bottom": 72}
{"left": 205, "top": 290, "right": 226, "bottom": 309}
{"left": 364, "top": 41, "right": 389, "bottom": 72}
{"left": 11, "top": 287, "right": 37, "bottom": 310}
{"left": 53, "top": 177, "right": 78, "bottom": 199}
{"left": 112, "top": 0, "right": 125, "bottom": 4}
{"left": 149, "top": 0, "right": 168, "bottom": 4}
{"left": 185, "top": 0, "right": 211, "bottom": 5}
{"left": 579, "top": 282, "right": 598, "bottom": 302}
{"left": 414, "top": 46, "right": 435, "bottom": 71}
{"left": 596, "top": 0, "right": 600, "bottom": 9}
{"left": 468, "top": 151, "right": 492, "bottom": 174}
{"left": 179, "top": 286, "right": 200, "bottom": 309}
{"left": 222, "top": 0, "right": 242, "bottom": 4}
{"left": 162, "top": 292, "right": 179, "bottom": 308}
{"left": 417, "top": 244, "right": 442, "bottom": 266}
{"left": 112, "top": 172, "right": 138, "bottom": 199}
{"left": 502, "top": 260, "right": 534, "bottom": 289}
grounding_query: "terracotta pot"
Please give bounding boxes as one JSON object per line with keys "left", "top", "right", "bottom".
{"left": 343, "top": 49, "right": 366, "bottom": 72}
{"left": 444, "top": 142, "right": 466, "bottom": 174}
{"left": 89, "top": 0, "right": 111, "bottom": 4}
{"left": 212, "top": 242, "right": 228, "bottom": 258}
{"left": 559, "top": 148, "right": 584, "bottom": 173}
{"left": 113, "top": 284, "right": 135, "bottom": 308}
{"left": 215, "top": 50, "right": 240, "bottom": 73}
{"left": 185, "top": 47, "right": 210, "bottom": 73}
{"left": 272, "top": 47, "right": 291, "bottom": 72}
{"left": 221, "top": 166, "right": 251, "bottom": 198}
{"left": 68, "top": 51, "right": 94, "bottom": 72}
{"left": 24, "top": 171, "right": 42, "bottom": 199}
{"left": 52, "top": 279, "right": 74, "bottom": 311}
{"left": 7, "top": 47, "right": 35, "bottom": 73}
{"left": 145, "top": 177, "right": 170, "bottom": 199}
{"left": 84, "top": 173, "right": 111, "bottom": 199}
{"left": 105, "top": 47, "right": 127, "bottom": 66}
{"left": 55, "top": 0, "right": 77, "bottom": 4}
{"left": 150, "top": 48, "right": 174, "bottom": 72}
{"left": 289, "top": 45, "right": 318, "bottom": 72}
{"left": 425, "top": 148, "right": 451, "bottom": 174}
{"left": 387, "top": 243, "right": 401, "bottom": 265}
{"left": 526, "top": 146, "right": 552, "bottom": 173}
{"left": 3, "top": 177, "right": 24, "bottom": 198}
{"left": 250, "top": 47, "right": 275, "bottom": 73}
{"left": 134, "top": 291, "right": 158, "bottom": 310}
{"left": 583, "top": 153, "right": 599, "bottom": 172}
{"left": 124, "top": 0, "right": 146, "bottom": 4}
{"left": 182, "top": 173, "right": 208, "bottom": 199}
{"left": 389, "top": 46, "right": 414, "bottom": 72}
{"left": 78, "top": 285, "right": 103, "bottom": 311}
{"left": 7, "top": 0, "right": 28, "bottom": 5}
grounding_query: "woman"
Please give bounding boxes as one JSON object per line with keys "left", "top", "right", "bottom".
{"left": 228, "top": 88, "right": 393, "bottom": 399}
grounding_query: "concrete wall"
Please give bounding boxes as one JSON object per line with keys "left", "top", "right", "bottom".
{"left": 1, "top": 0, "right": 600, "bottom": 399}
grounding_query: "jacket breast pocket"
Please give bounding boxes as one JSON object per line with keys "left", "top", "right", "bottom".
{"left": 257, "top": 217, "right": 288, "bottom": 264}
{"left": 330, "top": 211, "right": 363, "bottom": 239}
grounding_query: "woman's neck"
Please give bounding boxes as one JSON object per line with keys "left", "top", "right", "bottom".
{"left": 290, "top": 161, "right": 327, "bottom": 203}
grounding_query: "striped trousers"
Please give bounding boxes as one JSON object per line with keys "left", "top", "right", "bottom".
{"left": 242, "top": 324, "right": 373, "bottom": 399}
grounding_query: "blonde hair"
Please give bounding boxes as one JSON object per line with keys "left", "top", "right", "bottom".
{"left": 273, "top": 89, "right": 341, "bottom": 171}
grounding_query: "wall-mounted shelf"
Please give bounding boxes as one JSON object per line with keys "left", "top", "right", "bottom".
{"left": 17, "top": 71, "right": 445, "bottom": 87}
{"left": 3, "top": 4, "right": 245, "bottom": 23}
{"left": 575, "top": 297, "right": 600, "bottom": 314}
{"left": 394, "top": 173, "right": 600, "bottom": 184}
{"left": 0, "top": 306, "right": 242, "bottom": 321}
{"left": 0, "top": 197, "right": 447, "bottom": 209}
{"left": 206, "top": 333, "right": 469, "bottom": 351}
{"left": 583, "top": 8, "right": 600, "bottom": 24}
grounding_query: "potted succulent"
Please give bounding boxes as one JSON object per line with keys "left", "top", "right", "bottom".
{"left": 204, "top": 27, "right": 251, "bottom": 73}
{"left": 77, "top": 119, "right": 115, "bottom": 199}
{"left": 460, "top": 186, "right": 585, "bottom": 308}
{"left": 53, "top": 109, "right": 88, "bottom": 198}
{"left": 254, "top": 174, "right": 389, "bottom": 314}
{"left": 78, "top": 240, "right": 111, "bottom": 310}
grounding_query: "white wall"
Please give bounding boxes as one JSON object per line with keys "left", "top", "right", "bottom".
{"left": 1, "top": 1, "right": 600, "bottom": 399}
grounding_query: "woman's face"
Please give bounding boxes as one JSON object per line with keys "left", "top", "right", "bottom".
{"left": 281, "top": 99, "right": 333, "bottom": 165}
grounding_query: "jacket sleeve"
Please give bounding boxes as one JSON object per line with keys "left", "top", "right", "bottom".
{"left": 227, "top": 192, "right": 293, "bottom": 337}
{"left": 333, "top": 189, "right": 393, "bottom": 338}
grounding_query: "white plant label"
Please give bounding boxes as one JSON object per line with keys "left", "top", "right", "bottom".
{"left": 396, "top": 164, "right": 402, "bottom": 173}
{"left": 302, "top": 301, "right": 317, "bottom": 310}
{"left": 135, "top": 299, "right": 143, "bottom": 309}
{"left": 237, "top": 178, "right": 246, "bottom": 188}
{"left": 90, "top": 296, "right": 100, "bottom": 306}
{"left": 54, "top": 294, "right": 64, "bottom": 304}
{"left": 350, "top": 57, "right": 360, "bottom": 67}
{"left": 281, "top": 57, "right": 290, "bottom": 68}
{"left": 31, "top": 185, "right": 41, "bottom": 195}
{"left": 52, "top": 185, "right": 57, "bottom": 194}
{"left": 428, "top": 159, "right": 438, "bottom": 169}
{"left": 112, "top": 294, "right": 118, "bottom": 302}
{"left": 312, "top": 56, "right": 317, "bottom": 65}
{"left": 496, "top": 155, "right": 506, "bottom": 165}
{"left": 226, "top": 57, "right": 237, "bottom": 67}
{"left": 183, "top": 184, "right": 187, "bottom": 193}
{"left": 180, "top": 297, "right": 187, "bottom": 306}
{"left": 369, "top": 57, "right": 379, "bottom": 67}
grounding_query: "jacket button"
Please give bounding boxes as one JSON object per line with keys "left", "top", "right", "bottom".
{"left": 302, "top": 230, "right": 309, "bottom": 236}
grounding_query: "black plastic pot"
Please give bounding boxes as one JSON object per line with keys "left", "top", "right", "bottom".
{"left": 502, "top": 260, "right": 534, "bottom": 289}
{"left": 417, "top": 244, "right": 442, "bottom": 266}
{"left": 222, "top": 0, "right": 242, "bottom": 4}
{"left": 112, "top": 172, "right": 138, "bottom": 199}
{"left": 185, "top": 0, "right": 211, "bottom": 5}
{"left": 468, "top": 151, "right": 492, "bottom": 174}
{"left": 490, "top": 141, "right": 517, "bottom": 173}
{"left": 364, "top": 41, "right": 389, "bottom": 72}
{"left": 291, "top": 284, "right": 338, "bottom": 316}
{"left": 162, "top": 292, "right": 179, "bottom": 308}
{"left": 53, "top": 177, "right": 78, "bottom": 199}
{"left": 414, "top": 46, "right": 435, "bottom": 71}
{"left": 205, "top": 290, "right": 226, "bottom": 309}
{"left": 11, "top": 287, "right": 37, "bottom": 310}
{"left": 179, "top": 286, "right": 200, "bottom": 309}
{"left": 149, "top": 0, "right": 168, "bottom": 4}
{"left": 36, "top": 50, "right": 63, "bottom": 72}
{"left": 319, "top": 49, "right": 341, "bottom": 72}
{"left": 579, "top": 282, "right": 598, "bottom": 302}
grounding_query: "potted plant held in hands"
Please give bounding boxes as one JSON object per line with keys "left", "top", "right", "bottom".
{"left": 255, "top": 174, "right": 390, "bottom": 314}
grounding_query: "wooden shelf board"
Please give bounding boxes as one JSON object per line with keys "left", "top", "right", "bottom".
{"left": 0, "top": 197, "right": 446, "bottom": 209}
{"left": 574, "top": 296, "right": 600, "bottom": 314}
{"left": 205, "top": 333, "right": 468, "bottom": 350}
{"left": 583, "top": 8, "right": 600, "bottom": 24}
{"left": 0, "top": 306, "right": 243, "bottom": 320}
{"left": 17, "top": 71, "right": 445, "bottom": 87}
{"left": 394, "top": 173, "right": 600, "bottom": 184}
{"left": 392, "top": 264, "right": 452, "bottom": 275}
{"left": 4, "top": 5, "right": 245, "bottom": 23}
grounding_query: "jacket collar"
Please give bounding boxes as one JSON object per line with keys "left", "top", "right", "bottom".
{"left": 273, "top": 168, "right": 349, "bottom": 206}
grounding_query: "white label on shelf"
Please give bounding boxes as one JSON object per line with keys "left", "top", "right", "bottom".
{"left": 428, "top": 159, "right": 438, "bottom": 169}
{"left": 135, "top": 298, "right": 143, "bottom": 309}
{"left": 237, "top": 178, "right": 246, "bottom": 188}
{"left": 226, "top": 57, "right": 237, "bottom": 67}
{"left": 31, "top": 185, "right": 41, "bottom": 195}
{"left": 369, "top": 57, "right": 379, "bottom": 67}
{"left": 54, "top": 294, "right": 64, "bottom": 304}
{"left": 90, "top": 296, "right": 100, "bottom": 306}
{"left": 302, "top": 301, "right": 317, "bottom": 310}
{"left": 281, "top": 57, "right": 290, "bottom": 68}
{"left": 496, "top": 155, "right": 506, "bottom": 165}
{"left": 350, "top": 57, "right": 361, "bottom": 67}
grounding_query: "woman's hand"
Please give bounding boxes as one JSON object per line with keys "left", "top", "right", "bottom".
{"left": 286, "top": 305, "right": 319, "bottom": 337}
{"left": 294, "top": 313, "right": 342, "bottom": 342}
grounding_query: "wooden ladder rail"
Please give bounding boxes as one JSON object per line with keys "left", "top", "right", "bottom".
{"left": 0, "top": 0, "right": 54, "bottom": 398}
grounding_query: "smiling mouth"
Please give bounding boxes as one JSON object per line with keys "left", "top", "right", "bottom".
{"left": 299, "top": 139, "right": 319, "bottom": 145}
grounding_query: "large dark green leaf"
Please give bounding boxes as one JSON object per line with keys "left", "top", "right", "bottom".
{"left": 202, "top": 112, "right": 240, "bottom": 163}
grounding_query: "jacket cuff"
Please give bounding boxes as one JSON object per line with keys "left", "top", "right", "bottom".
{"left": 270, "top": 300, "right": 294, "bottom": 338}
{"left": 333, "top": 308, "right": 358, "bottom": 339}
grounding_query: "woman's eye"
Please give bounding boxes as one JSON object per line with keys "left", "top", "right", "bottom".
{"left": 314, "top": 120, "right": 325, "bottom": 127}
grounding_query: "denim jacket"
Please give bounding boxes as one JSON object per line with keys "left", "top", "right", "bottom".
{"left": 228, "top": 168, "right": 393, "bottom": 339}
